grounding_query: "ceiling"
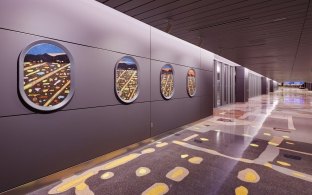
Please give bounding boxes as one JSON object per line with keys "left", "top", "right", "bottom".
{"left": 97, "top": 0, "right": 312, "bottom": 82}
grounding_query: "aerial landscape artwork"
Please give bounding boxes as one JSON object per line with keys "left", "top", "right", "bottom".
{"left": 160, "top": 64, "right": 174, "bottom": 99}
{"left": 21, "top": 42, "right": 72, "bottom": 110}
{"left": 187, "top": 68, "right": 196, "bottom": 97}
{"left": 115, "top": 56, "right": 139, "bottom": 103}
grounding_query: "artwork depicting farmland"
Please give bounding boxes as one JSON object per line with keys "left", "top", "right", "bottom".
{"left": 187, "top": 68, "right": 196, "bottom": 97}
{"left": 115, "top": 57, "right": 139, "bottom": 103}
{"left": 161, "top": 64, "right": 174, "bottom": 99}
{"left": 22, "top": 43, "right": 72, "bottom": 109}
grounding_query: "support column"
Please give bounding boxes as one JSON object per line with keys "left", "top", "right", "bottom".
{"left": 270, "top": 80, "right": 274, "bottom": 92}
{"left": 308, "top": 83, "right": 312, "bottom": 91}
{"left": 235, "top": 66, "right": 249, "bottom": 102}
{"left": 261, "top": 77, "right": 268, "bottom": 95}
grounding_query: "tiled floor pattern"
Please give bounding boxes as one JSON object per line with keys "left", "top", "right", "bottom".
{"left": 29, "top": 88, "right": 312, "bottom": 195}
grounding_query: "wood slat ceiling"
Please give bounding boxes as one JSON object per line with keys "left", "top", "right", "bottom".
{"left": 98, "top": 0, "right": 312, "bottom": 82}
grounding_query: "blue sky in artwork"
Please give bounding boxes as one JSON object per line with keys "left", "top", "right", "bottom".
{"left": 119, "top": 57, "right": 136, "bottom": 65}
{"left": 163, "top": 64, "right": 173, "bottom": 69}
{"left": 27, "top": 43, "right": 65, "bottom": 55}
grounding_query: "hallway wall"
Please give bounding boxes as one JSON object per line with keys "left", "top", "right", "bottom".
{"left": 0, "top": 0, "right": 214, "bottom": 192}
{"left": 0, "top": 0, "right": 279, "bottom": 192}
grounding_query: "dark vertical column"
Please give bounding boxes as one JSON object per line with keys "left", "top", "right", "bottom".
{"left": 308, "top": 83, "right": 312, "bottom": 91}
{"left": 235, "top": 66, "right": 249, "bottom": 102}
{"left": 261, "top": 77, "right": 268, "bottom": 95}
{"left": 244, "top": 69, "right": 249, "bottom": 100}
{"left": 270, "top": 80, "right": 274, "bottom": 92}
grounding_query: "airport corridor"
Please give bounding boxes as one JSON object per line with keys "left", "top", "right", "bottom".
{"left": 28, "top": 88, "right": 312, "bottom": 195}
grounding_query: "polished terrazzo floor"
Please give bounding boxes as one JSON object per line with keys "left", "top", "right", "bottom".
{"left": 29, "top": 88, "right": 312, "bottom": 195}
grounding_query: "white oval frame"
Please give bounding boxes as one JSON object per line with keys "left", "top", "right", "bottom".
{"left": 160, "top": 64, "right": 175, "bottom": 100}
{"left": 18, "top": 40, "right": 75, "bottom": 112}
{"left": 186, "top": 68, "right": 197, "bottom": 97}
{"left": 114, "top": 56, "right": 140, "bottom": 104}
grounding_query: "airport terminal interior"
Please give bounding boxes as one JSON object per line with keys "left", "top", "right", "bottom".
{"left": 0, "top": 0, "right": 311, "bottom": 195}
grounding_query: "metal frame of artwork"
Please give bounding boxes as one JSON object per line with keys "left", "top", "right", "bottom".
{"left": 114, "top": 56, "right": 140, "bottom": 104}
{"left": 186, "top": 68, "right": 196, "bottom": 97}
{"left": 19, "top": 40, "right": 75, "bottom": 112}
{"left": 160, "top": 64, "right": 175, "bottom": 100}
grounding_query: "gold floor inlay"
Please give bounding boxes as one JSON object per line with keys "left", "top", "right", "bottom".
{"left": 166, "top": 167, "right": 189, "bottom": 182}
{"left": 142, "top": 183, "right": 169, "bottom": 195}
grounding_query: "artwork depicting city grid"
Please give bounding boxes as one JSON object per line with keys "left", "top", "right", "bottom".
{"left": 115, "top": 57, "right": 139, "bottom": 103}
{"left": 22, "top": 43, "right": 72, "bottom": 109}
{"left": 187, "top": 68, "right": 196, "bottom": 97}
{"left": 160, "top": 64, "right": 174, "bottom": 99}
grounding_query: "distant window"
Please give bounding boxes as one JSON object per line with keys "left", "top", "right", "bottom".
{"left": 187, "top": 68, "right": 196, "bottom": 97}
{"left": 19, "top": 41, "right": 74, "bottom": 111}
{"left": 115, "top": 56, "right": 139, "bottom": 103}
{"left": 160, "top": 64, "right": 174, "bottom": 99}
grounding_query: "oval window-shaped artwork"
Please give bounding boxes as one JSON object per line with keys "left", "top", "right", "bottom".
{"left": 19, "top": 41, "right": 74, "bottom": 111}
{"left": 187, "top": 68, "right": 196, "bottom": 97}
{"left": 115, "top": 56, "right": 139, "bottom": 103}
{"left": 160, "top": 64, "right": 174, "bottom": 99}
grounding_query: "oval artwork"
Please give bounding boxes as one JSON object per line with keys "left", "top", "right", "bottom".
{"left": 115, "top": 56, "right": 139, "bottom": 103}
{"left": 187, "top": 68, "right": 196, "bottom": 97}
{"left": 20, "top": 41, "right": 73, "bottom": 111}
{"left": 160, "top": 64, "right": 174, "bottom": 99}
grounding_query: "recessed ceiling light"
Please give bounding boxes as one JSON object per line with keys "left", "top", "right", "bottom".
{"left": 273, "top": 17, "right": 287, "bottom": 22}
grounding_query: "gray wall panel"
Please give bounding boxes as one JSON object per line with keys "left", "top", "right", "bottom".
{"left": 151, "top": 27, "right": 200, "bottom": 68}
{"left": 200, "top": 96, "right": 213, "bottom": 118}
{"left": 197, "top": 70, "right": 213, "bottom": 97}
{"left": 151, "top": 61, "right": 188, "bottom": 101}
{"left": 0, "top": 30, "right": 38, "bottom": 116}
{"left": 151, "top": 97, "right": 202, "bottom": 136}
{"left": 63, "top": 47, "right": 151, "bottom": 109}
{"left": 151, "top": 61, "right": 212, "bottom": 101}
{"left": 0, "top": 0, "right": 151, "bottom": 58}
{"left": 200, "top": 49, "right": 214, "bottom": 71}
{"left": 0, "top": 1, "right": 216, "bottom": 192}
{"left": 0, "top": 27, "right": 214, "bottom": 192}
{"left": 0, "top": 29, "right": 151, "bottom": 117}
{"left": 0, "top": 103, "right": 150, "bottom": 192}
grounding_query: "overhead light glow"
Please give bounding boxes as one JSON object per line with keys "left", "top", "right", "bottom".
{"left": 273, "top": 17, "right": 287, "bottom": 22}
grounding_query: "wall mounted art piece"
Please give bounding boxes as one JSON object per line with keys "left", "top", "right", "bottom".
{"left": 160, "top": 64, "right": 174, "bottom": 99}
{"left": 187, "top": 68, "right": 196, "bottom": 97}
{"left": 115, "top": 56, "right": 139, "bottom": 103}
{"left": 19, "top": 40, "right": 74, "bottom": 111}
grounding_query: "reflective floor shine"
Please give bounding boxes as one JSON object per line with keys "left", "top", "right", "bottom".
{"left": 29, "top": 88, "right": 312, "bottom": 195}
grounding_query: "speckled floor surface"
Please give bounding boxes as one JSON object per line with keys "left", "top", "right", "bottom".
{"left": 28, "top": 88, "right": 312, "bottom": 195}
